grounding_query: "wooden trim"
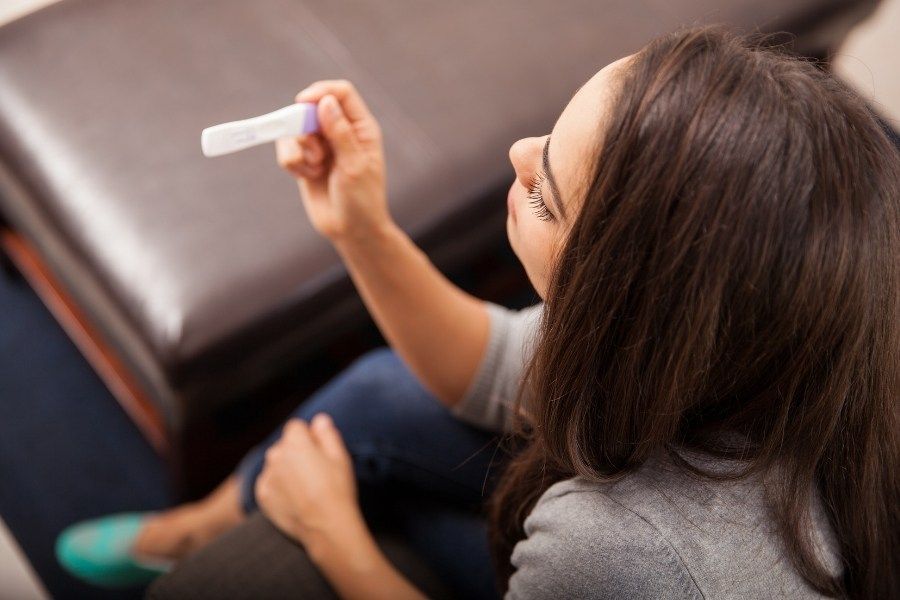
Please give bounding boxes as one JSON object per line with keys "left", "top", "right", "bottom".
{"left": 0, "top": 229, "right": 169, "bottom": 456}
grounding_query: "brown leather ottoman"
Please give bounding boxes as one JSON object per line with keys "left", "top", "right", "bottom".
{"left": 0, "top": 0, "right": 878, "bottom": 493}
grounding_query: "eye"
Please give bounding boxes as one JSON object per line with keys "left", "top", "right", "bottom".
{"left": 527, "top": 172, "right": 554, "bottom": 222}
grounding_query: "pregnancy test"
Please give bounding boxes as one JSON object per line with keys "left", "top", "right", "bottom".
{"left": 201, "top": 102, "right": 319, "bottom": 157}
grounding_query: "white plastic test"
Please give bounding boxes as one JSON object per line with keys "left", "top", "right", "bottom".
{"left": 201, "top": 102, "right": 319, "bottom": 157}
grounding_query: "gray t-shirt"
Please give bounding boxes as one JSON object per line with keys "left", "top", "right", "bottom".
{"left": 452, "top": 302, "right": 842, "bottom": 599}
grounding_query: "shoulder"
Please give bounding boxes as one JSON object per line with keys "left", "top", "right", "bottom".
{"left": 452, "top": 302, "right": 544, "bottom": 432}
{"left": 507, "top": 478, "right": 703, "bottom": 600}
{"left": 507, "top": 455, "right": 841, "bottom": 599}
{"left": 484, "top": 301, "right": 543, "bottom": 344}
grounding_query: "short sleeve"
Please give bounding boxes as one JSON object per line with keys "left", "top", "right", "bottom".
{"left": 450, "top": 301, "right": 543, "bottom": 432}
{"left": 505, "top": 481, "right": 702, "bottom": 600}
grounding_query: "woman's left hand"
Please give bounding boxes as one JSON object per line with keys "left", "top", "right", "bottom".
{"left": 255, "top": 413, "right": 361, "bottom": 554}
{"left": 257, "top": 413, "right": 427, "bottom": 600}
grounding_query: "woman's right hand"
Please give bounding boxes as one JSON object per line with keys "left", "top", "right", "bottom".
{"left": 276, "top": 80, "right": 391, "bottom": 242}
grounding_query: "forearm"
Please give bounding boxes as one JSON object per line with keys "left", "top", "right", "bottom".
{"left": 331, "top": 220, "right": 489, "bottom": 408}
{"left": 306, "top": 514, "right": 427, "bottom": 600}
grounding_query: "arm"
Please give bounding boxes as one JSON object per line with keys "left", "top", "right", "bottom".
{"left": 332, "top": 222, "right": 489, "bottom": 408}
{"left": 276, "top": 80, "right": 488, "bottom": 408}
{"left": 450, "top": 301, "right": 544, "bottom": 432}
{"left": 306, "top": 515, "right": 426, "bottom": 600}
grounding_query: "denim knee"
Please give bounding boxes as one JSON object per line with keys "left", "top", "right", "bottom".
{"left": 235, "top": 346, "right": 435, "bottom": 512}
{"left": 308, "top": 347, "right": 434, "bottom": 421}
{"left": 338, "top": 346, "right": 413, "bottom": 397}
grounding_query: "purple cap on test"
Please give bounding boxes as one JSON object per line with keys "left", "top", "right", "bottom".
{"left": 302, "top": 102, "right": 320, "bottom": 134}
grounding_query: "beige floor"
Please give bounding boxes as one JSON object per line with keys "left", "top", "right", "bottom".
{"left": 0, "top": 518, "right": 48, "bottom": 599}
{"left": 0, "top": 0, "right": 897, "bottom": 597}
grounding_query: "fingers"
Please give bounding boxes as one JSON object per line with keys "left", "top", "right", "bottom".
{"left": 316, "top": 94, "right": 363, "bottom": 171}
{"left": 280, "top": 418, "right": 316, "bottom": 452}
{"left": 296, "top": 79, "right": 374, "bottom": 124}
{"left": 271, "top": 415, "right": 349, "bottom": 465}
{"left": 299, "top": 134, "right": 326, "bottom": 164}
{"left": 310, "top": 413, "right": 351, "bottom": 462}
{"left": 297, "top": 80, "right": 382, "bottom": 147}
{"left": 276, "top": 135, "right": 328, "bottom": 180}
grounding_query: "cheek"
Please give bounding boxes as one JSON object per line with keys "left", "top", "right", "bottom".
{"left": 532, "top": 229, "right": 558, "bottom": 267}
{"left": 507, "top": 182, "right": 560, "bottom": 277}
{"left": 513, "top": 216, "right": 556, "bottom": 270}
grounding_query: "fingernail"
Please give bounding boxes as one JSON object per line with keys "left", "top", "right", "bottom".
{"left": 313, "top": 413, "right": 333, "bottom": 427}
{"left": 323, "top": 95, "right": 340, "bottom": 117}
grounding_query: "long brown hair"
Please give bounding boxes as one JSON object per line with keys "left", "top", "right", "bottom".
{"left": 489, "top": 26, "right": 899, "bottom": 599}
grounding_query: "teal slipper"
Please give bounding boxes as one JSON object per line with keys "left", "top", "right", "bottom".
{"left": 55, "top": 512, "right": 173, "bottom": 588}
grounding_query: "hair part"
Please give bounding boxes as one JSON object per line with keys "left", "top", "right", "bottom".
{"left": 489, "top": 25, "right": 899, "bottom": 599}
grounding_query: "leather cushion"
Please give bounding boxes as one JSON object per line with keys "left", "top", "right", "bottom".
{"left": 0, "top": 0, "right": 874, "bottom": 427}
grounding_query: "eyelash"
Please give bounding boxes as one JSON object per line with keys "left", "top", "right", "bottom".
{"left": 527, "top": 172, "right": 554, "bottom": 222}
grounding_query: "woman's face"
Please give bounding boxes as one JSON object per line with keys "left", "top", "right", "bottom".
{"left": 506, "top": 55, "right": 631, "bottom": 299}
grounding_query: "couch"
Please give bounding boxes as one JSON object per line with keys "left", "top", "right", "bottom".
{"left": 0, "top": 0, "right": 879, "bottom": 497}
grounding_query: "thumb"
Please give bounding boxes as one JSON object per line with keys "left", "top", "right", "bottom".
{"left": 318, "top": 95, "right": 362, "bottom": 170}
{"left": 310, "top": 413, "right": 351, "bottom": 463}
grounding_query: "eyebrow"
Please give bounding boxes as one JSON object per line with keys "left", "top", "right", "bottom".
{"left": 542, "top": 136, "right": 567, "bottom": 221}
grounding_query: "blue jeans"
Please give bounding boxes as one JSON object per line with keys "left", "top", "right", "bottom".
{"left": 234, "top": 347, "right": 506, "bottom": 599}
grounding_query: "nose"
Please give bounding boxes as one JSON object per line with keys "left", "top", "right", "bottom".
{"left": 509, "top": 137, "right": 534, "bottom": 182}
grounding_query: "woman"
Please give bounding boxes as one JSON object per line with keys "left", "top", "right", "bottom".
{"left": 58, "top": 26, "right": 898, "bottom": 598}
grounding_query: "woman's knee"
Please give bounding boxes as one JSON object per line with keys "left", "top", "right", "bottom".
{"left": 299, "top": 346, "right": 441, "bottom": 431}
{"left": 343, "top": 346, "right": 408, "bottom": 390}
{"left": 325, "top": 348, "right": 430, "bottom": 405}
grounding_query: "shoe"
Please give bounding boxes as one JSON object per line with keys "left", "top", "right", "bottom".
{"left": 55, "top": 512, "right": 173, "bottom": 588}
